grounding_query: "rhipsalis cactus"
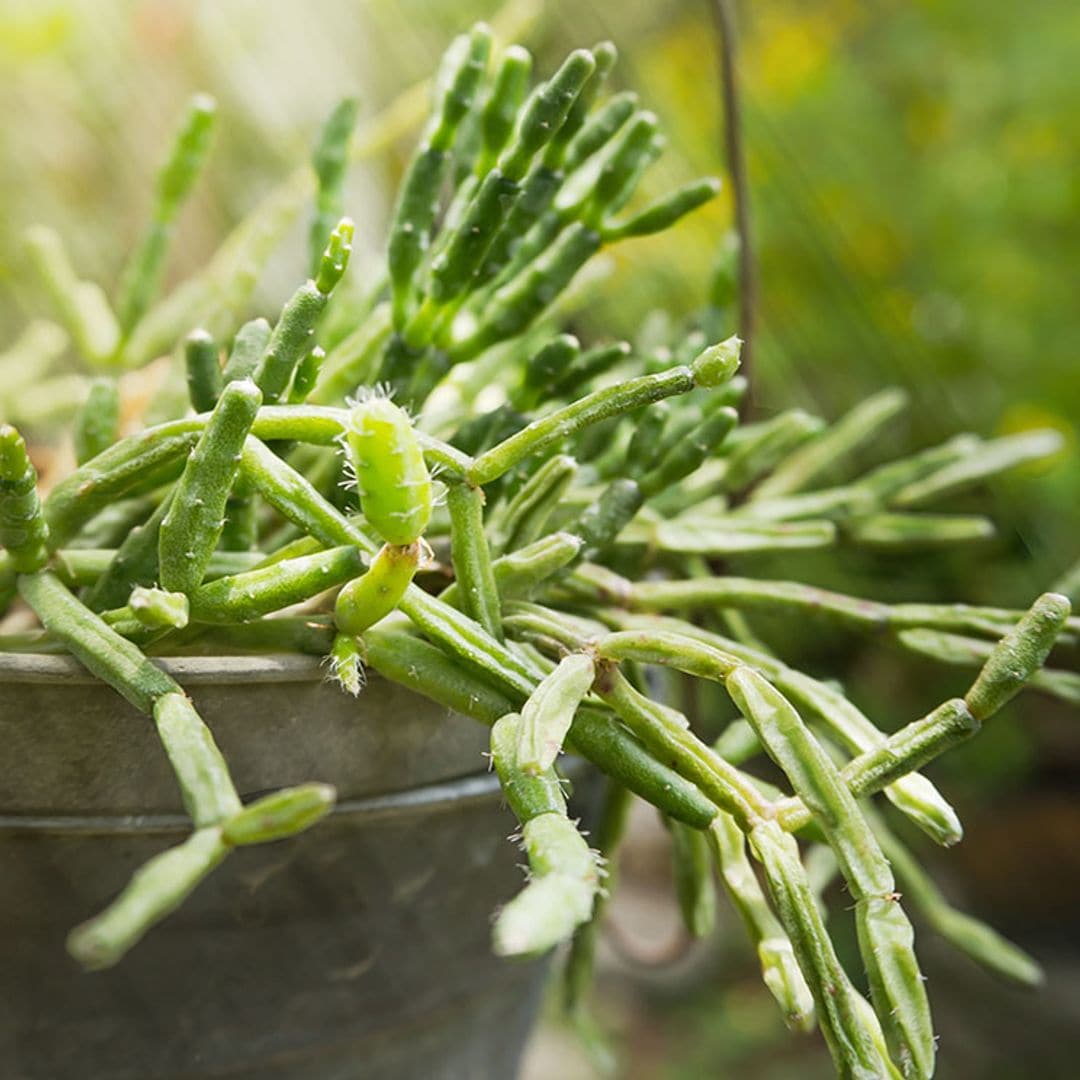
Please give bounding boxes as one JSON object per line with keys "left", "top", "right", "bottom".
{"left": 1, "top": 27, "right": 1075, "bottom": 1079}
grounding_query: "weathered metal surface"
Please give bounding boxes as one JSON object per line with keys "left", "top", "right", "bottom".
{"left": 0, "top": 657, "right": 573, "bottom": 1079}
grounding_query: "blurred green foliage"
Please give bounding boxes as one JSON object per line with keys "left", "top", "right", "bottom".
{"left": 2, "top": 3, "right": 1076, "bottom": 1073}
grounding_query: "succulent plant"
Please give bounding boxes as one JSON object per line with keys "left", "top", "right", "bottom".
{"left": 1, "top": 23, "right": 1075, "bottom": 1079}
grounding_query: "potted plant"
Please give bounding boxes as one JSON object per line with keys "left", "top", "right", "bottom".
{"left": 2, "top": 23, "right": 1076, "bottom": 1080}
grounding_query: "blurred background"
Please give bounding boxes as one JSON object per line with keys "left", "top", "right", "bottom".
{"left": 2, "top": 0, "right": 1077, "bottom": 1075}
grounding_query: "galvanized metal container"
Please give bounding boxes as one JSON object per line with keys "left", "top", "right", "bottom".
{"left": 0, "top": 653, "right": 564, "bottom": 1079}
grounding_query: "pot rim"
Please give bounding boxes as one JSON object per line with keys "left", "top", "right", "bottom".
{"left": 0, "top": 766, "right": 515, "bottom": 835}
{"left": 0, "top": 651, "right": 330, "bottom": 685}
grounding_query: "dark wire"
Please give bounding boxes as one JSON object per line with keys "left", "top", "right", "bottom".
{"left": 710, "top": 0, "right": 756, "bottom": 414}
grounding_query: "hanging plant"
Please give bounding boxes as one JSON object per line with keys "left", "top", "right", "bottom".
{"left": 2, "top": 23, "right": 1076, "bottom": 1080}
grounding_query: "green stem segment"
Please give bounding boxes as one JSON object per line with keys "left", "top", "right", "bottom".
{"left": 963, "top": 592, "right": 1071, "bottom": 720}
{"left": 187, "top": 545, "right": 365, "bottom": 624}
{"left": 727, "top": 667, "right": 933, "bottom": 1080}
{"left": 184, "top": 330, "right": 223, "bottom": 413}
{"left": 775, "top": 699, "right": 977, "bottom": 834}
{"left": 360, "top": 621, "right": 717, "bottom": 830}
{"left": 74, "top": 378, "right": 121, "bottom": 465}
{"left": 343, "top": 397, "right": 432, "bottom": 545}
{"left": 667, "top": 816, "right": 717, "bottom": 937}
{"left": 595, "top": 667, "right": 760, "bottom": 828}
{"left": 749, "top": 820, "right": 895, "bottom": 1079}
{"left": 600, "top": 612, "right": 962, "bottom": 845}
{"left": 159, "top": 379, "right": 262, "bottom": 594}
{"left": 470, "top": 368, "right": 693, "bottom": 484}
{"left": 335, "top": 542, "right": 420, "bottom": 635}
{"left": 516, "top": 653, "right": 595, "bottom": 774}
{"left": 115, "top": 94, "right": 217, "bottom": 334}
{"left": 490, "top": 713, "right": 601, "bottom": 956}
{"left": 0, "top": 424, "right": 50, "bottom": 573}
{"left": 153, "top": 691, "right": 242, "bottom": 826}
{"left": 446, "top": 481, "right": 503, "bottom": 640}
{"left": 223, "top": 783, "right": 337, "bottom": 846}
{"left": 310, "top": 98, "right": 359, "bottom": 275}
{"left": 707, "top": 812, "right": 815, "bottom": 1032}
{"left": 254, "top": 219, "right": 353, "bottom": 402}
{"left": 67, "top": 827, "right": 229, "bottom": 971}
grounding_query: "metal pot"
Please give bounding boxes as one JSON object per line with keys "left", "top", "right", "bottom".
{"left": 0, "top": 653, "right": 567, "bottom": 1079}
